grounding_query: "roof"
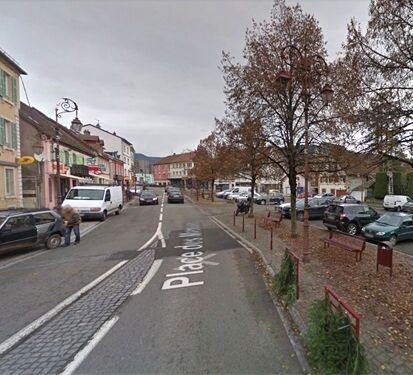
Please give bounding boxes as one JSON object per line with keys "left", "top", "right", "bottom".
{"left": 154, "top": 151, "right": 195, "bottom": 165}
{"left": 351, "top": 180, "right": 375, "bottom": 192}
{"left": 20, "top": 103, "right": 95, "bottom": 157}
{"left": 82, "top": 123, "right": 133, "bottom": 146}
{"left": 0, "top": 47, "right": 27, "bottom": 75}
{"left": 0, "top": 208, "right": 53, "bottom": 217}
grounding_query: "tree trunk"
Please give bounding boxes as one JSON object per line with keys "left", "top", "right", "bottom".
{"left": 289, "top": 171, "right": 298, "bottom": 238}
{"left": 249, "top": 176, "right": 256, "bottom": 217}
{"left": 211, "top": 179, "right": 215, "bottom": 202}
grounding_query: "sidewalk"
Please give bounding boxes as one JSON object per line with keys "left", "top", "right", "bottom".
{"left": 192, "top": 197, "right": 413, "bottom": 375}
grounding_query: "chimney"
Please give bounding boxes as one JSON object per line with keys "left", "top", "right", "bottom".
{"left": 84, "top": 130, "right": 91, "bottom": 135}
{"left": 70, "top": 117, "right": 83, "bottom": 133}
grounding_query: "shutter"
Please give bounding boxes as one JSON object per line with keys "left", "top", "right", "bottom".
{"left": 0, "top": 69, "right": 5, "bottom": 97}
{"left": 69, "top": 153, "right": 73, "bottom": 165}
{"left": 11, "top": 123, "right": 17, "bottom": 149}
{"left": 11, "top": 77, "right": 18, "bottom": 104}
{"left": 0, "top": 118, "right": 5, "bottom": 145}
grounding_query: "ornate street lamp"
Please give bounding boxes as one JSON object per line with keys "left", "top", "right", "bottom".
{"left": 277, "top": 46, "right": 334, "bottom": 263}
{"left": 54, "top": 98, "right": 79, "bottom": 206}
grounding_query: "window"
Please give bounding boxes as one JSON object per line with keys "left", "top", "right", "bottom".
{"left": 0, "top": 119, "right": 17, "bottom": 149}
{"left": 0, "top": 69, "right": 18, "bottom": 104}
{"left": 104, "top": 190, "right": 111, "bottom": 201}
{"left": 33, "top": 212, "right": 55, "bottom": 225}
{"left": 3, "top": 215, "right": 33, "bottom": 231}
{"left": 72, "top": 153, "right": 77, "bottom": 165}
{"left": 5, "top": 168, "right": 15, "bottom": 196}
{"left": 64, "top": 151, "right": 69, "bottom": 165}
{"left": 187, "top": 162, "right": 192, "bottom": 168}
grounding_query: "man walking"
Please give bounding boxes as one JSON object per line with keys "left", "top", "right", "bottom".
{"left": 62, "top": 204, "right": 81, "bottom": 246}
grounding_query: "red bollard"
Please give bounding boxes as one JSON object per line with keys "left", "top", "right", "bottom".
{"left": 270, "top": 227, "right": 273, "bottom": 251}
{"left": 233, "top": 212, "right": 236, "bottom": 226}
{"left": 242, "top": 214, "right": 245, "bottom": 232}
{"left": 254, "top": 218, "right": 257, "bottom": 239}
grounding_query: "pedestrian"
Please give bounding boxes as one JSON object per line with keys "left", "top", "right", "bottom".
{"left": 62, "top": 204, "right": 81, "bottom": 246}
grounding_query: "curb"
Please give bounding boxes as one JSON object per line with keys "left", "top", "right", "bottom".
{"left": 209, "top": 215, "right": 311, "bottom": 374}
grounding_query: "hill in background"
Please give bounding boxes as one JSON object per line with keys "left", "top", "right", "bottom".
{"left": 134, "top": 153, "right": 163, "bottom": 165}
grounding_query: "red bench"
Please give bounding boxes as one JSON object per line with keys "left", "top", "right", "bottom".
{"left": 264, "top": 211, "right": 283, "bottom": 228}
{"left": 322, "top": 230, "right": 366, "bottom": 262}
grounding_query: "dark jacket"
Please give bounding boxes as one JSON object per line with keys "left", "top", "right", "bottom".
{"left": 64, "top": 210, "right": 81, "bottom": 227}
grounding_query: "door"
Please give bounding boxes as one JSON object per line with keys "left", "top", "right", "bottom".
{"left": 398, "top": 219, "right": 413, "bottom": 241}
{"left": 0, "top": 215, "right": 37, "bottom": 252}
{"left": 33, "top": 212, "right": 58, "bottom": 243}
{"left": 104, "top": 189, "right": 112, "bottom": 211}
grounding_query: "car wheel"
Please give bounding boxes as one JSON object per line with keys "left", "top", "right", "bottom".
{"left": 297, "top": 212, "right": 304, "bottom": 221}
{"left": 46, "top": 234, "right": 62, "bottom": 249}
{"left": 100, "top": 211, "right": 107, "bottom": 221}
{"left": 389, "top": 235, "right": 397, "bottom": 247}
{"left": 260, "top": 200, "right": 266, "bottom": 205}
{"left": 115, "top": 205, "right": 121, "bottom": 215}
{"left": 346, "top": 222, "right": 358, "bottom": 236}
{"left": 396, "top": 206, "right": 401, "bottom": 212}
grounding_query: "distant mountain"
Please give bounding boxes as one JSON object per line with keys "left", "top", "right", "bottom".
{"left": 134, "top": 153, "right": 163, "bottom": 165}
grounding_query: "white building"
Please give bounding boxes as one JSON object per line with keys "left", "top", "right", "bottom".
{"left": 81, "top": 124, "right": 134, "bottom": 181}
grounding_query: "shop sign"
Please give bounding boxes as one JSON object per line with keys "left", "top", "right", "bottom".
{"left": 71, "top": 164, "right": 90, "bottom": 177}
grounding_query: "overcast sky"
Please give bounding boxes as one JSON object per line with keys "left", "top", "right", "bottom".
{"left": 1, "top": 0, "right": 369, "bottom": 157}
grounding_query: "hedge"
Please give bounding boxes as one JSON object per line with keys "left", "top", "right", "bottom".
{"left": 374, "top": 172, "right": 388, "bottom": 199}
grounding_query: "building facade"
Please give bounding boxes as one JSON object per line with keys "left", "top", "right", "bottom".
{"left": 0, "top": 48, "right": 26, "bottom": 209}
{"left": 20, "top": 103, "right": 95, "bottom": 208}
{"left": 153, "top": 152, "right": 195, "bottom": 187}
{"left": 81, "top": 124, "right": 134, "bottom": 183}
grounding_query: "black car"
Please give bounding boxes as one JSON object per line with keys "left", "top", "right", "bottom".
{"left": 0, "top": 209, "right": 65, "bottom": 255}
{"left": 282, "top": 197, "right": 333, "bottom": 220}
{"left": 139, "top": 191, "right": 159, "bottom": 205}
{"left": 168, "top": 191, "right": 184, "bottom": 203}
{"left": 323, "top": 203, "right": 380, "bottom": 235}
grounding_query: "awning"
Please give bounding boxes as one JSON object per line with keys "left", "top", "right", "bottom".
{"left": 89, "top": 173, "right": 112, "bottom": 181}
{"left": 50, "top": 173, "right": 90, "bottom": 181}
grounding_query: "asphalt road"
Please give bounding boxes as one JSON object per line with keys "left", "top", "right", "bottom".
{"left": 0, "top": 190, "right": 302, "bottom": 374}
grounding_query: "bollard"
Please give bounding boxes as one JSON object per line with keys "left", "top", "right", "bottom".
{"left": 242, "top": 214, "right": 245, "bottom": 232}
{"left": 270, "top": 226, "right": 273, "bottom": 251}
{"left": 233, "top": 211, "right": 236, "bottom": 226}
{"left": 254, "top": 218, "right": 257, "bottom": 239}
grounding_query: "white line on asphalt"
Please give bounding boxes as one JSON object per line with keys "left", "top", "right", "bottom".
{"left": 159, "top": 213, "right": 163, "bottom": 221}
{"left": 237, "top": 240, "right": 253, "bottom": 254}
{"left": 209, "top": 217, "right": 236, "bottom": 239}
{"left": 131, "top": 259, "right": 163, "bottom": 295}
{"left": 166, "top": 270, "right": 204, "bottom": 277}
{"left": 160, "top": 207, "right": 163, "bottom": 213}
{"left": 0, "top": 260, "right": 127, "bottom": 355}
{"left": 61, "top": 315, "right": 119, "bottom": 375}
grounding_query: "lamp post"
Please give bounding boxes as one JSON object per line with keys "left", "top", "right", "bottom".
{"left": 277, "top": 46, "right": 334, "bottom": 263}
{"left": 54, "top": 98, "right": 78, "bottom": 207}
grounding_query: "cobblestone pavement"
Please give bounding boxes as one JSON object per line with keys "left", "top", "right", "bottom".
{"left": 0, "top": 249, "right": 154, "bottom": 375}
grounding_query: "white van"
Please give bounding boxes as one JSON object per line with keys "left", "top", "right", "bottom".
{"left": 226, "top": 186, "right": 252, "bottom": 200}
{"left": 62, "top": 185, "right": 123, "bottom": 221}
{"left": 383, "top": 195, "right": 412, "bottom": 211}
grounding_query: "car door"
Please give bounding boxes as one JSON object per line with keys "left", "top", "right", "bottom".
{"left": 398, "top": 218, "right": 413, "bottom": 241}
{"left": 0, "top": 215, "right": 37, "bottom": 252}
{"left": 104, "top": 189, "right": 112, "bottom": 212}
{"left": 33, "top": 212, "right": 58, "bottom": 243}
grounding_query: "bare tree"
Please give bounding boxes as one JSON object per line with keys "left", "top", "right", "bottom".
{"left": 217, "top": 115, "right": 271, "bottom": 216}
{"left": 221, "top": 0, "right": 335, "bottom": 237}
{"left": 340, "top": 0, "right": 413, "bottom": 165}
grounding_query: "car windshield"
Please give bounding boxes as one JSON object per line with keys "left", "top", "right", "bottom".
{"left": 142, "top": 192, "right": 155, "bottom": 198}
{"left": 65, "top": 189, "right": 104, "bottom": 200}
{"left": 407, "top": 197, "right": 413, "bottom": 202}
{"left": 0, "top": 217, "right": 5, "bottom": 226}
{"left": 377, "top": 214, "right": 403, "bottom": 227}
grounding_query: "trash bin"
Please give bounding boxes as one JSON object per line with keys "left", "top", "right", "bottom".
{"left": 377, "top": 241, "right": 393, "bottom": 276}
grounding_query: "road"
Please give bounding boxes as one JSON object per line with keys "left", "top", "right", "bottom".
{"left": 0, "top": 189, "right": 302, "bottom": 374}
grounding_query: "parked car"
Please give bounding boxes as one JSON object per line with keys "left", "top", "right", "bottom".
{"left": 0, "top": 209, "right": 65, "bottom": 255}
{"left": 168, "top": 190, "right": 184, "bottom": 203}
{"left": 63, "top": 185, "right": 123, "bottom": 221}
{"left": 282, "top": 197, "right": 333, "bottom": 220}
{"left": 333, "top": 195, "right": 360, "bottom": 204}
{"left": 225, "top": 187, "right": 251, "bottom": 200}
{"left": 267, "top": 192, "right": 285, "bottom": 205}
{"left": 361, "top": 212, "right": 413, "bottom": 246}
{"left": 139, "top": 190, "right": 159, "bottom": 205}
{"left": 402, "top": 200, "right": 413, "bottom": 213}
{"left": 235, "top": 191, "right": 260, "bottom": 203}
{"left": 323, "top": 203, "right": 380, "bottom": 235}
{"left": 216, "top": 189, "right": 231, "bottom": 199}
{"left": 383, "top": 195, "right": 412, "bottom": 211}
{"left": 313, "top": 193, "right": 335, "bottom": 199}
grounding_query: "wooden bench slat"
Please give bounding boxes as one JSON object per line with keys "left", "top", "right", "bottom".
{"left": 322, "top": 230, "right": 366, "bottom": 262}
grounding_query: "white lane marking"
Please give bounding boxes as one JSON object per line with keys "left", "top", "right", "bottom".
{"left": 0, "top": 250, "right": 47, "bottom": 271}
{"left": 166, "top": 270, "right": 204, "bottom": 277}
{"left": 237, "top": 240, "right": 253, "bottom": 254}
{"left": 159, "top": 213, "right": 163, "bottom": 221}
{"left": 131, "top": 259, "right": 163, "bottom": 295}
{"left": 209, "top": 217, "right": 236, "bottom": 239}
{"left": 160, "top": 207, "right": 163, "bottom": 213}
{"left": 61, "top": 315, "right": 119, "bottom": 375}
{"left": 0, "top": 260, "right": 127, "bottom": 355}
